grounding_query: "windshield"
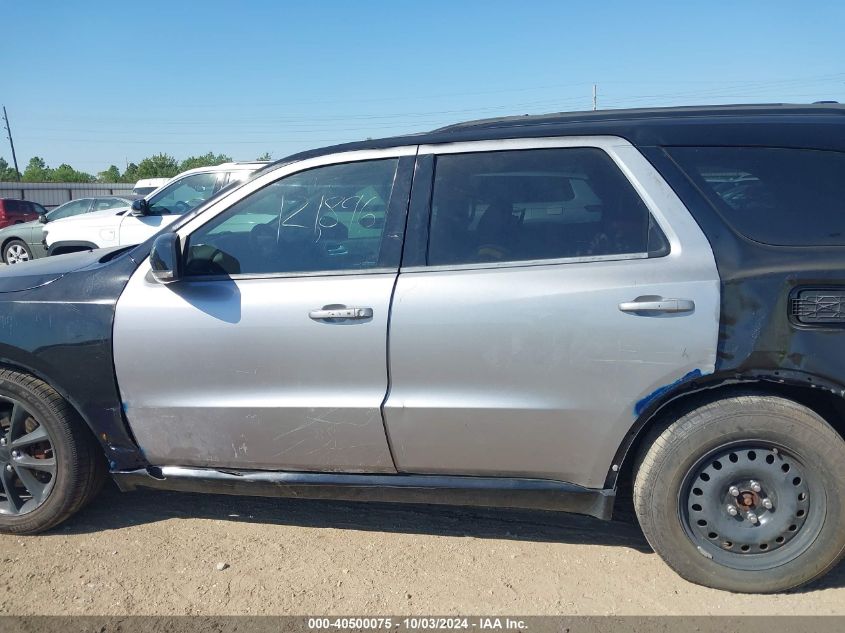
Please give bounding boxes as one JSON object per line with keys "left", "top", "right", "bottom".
{"left": 147, "top": 172, "right": 219, "bottom": 215}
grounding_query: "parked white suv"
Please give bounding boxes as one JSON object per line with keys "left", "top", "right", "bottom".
{"left": 44, "top": 162, "right": 267, "bottom": 256}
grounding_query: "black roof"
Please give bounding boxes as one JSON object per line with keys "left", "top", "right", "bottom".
{"left": 272, "top": 103, "right": 845, "bottom": 168}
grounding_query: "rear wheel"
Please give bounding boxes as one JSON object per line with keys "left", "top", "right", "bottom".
{"left": 0, "top": 369, "right": 105, "bottom": 534}
{"left": 634, "top": 395, "right": 845, "bottom": 593}
{"left": 3, "top": 240, "right": 32, "bottom": 264}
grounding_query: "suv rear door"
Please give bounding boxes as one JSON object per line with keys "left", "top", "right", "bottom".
{"left": 383, "top": 137, "right": 721, "bottom": 489}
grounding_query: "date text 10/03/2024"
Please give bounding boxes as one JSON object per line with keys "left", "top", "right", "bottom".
{"left": 307, "top": 617, "right": 529, "bottom": 630}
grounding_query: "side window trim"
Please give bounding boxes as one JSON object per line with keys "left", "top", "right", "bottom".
{"left": 214, "top": 171, "right": 229, "bottom": 193}
{"left": 402, "top": 137, "right": 676, "bottom": 272}
{"left": 399, "top": 154, "right": 433, "bottom": 268}
{"left": 376, "top": 154, "right": 415, "bottom": 269}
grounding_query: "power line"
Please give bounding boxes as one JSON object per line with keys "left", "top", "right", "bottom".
{"left": 59, "top": 72, "right": 843, "bottom": 112}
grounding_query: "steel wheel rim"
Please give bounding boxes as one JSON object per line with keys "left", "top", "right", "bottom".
{"left": 679, "top": 440, "right": 825, "bottom": 571}
{"left": 6, "top": 245, "right": 29, "bottom": 264}
{"left": 0, "top": 397, "right": 56, "bottom": 516}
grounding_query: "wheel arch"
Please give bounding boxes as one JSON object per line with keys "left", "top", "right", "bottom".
{"left": 611, "top": 369, "right": 845, "bottom": 492}
{"left": 0, "top": 352, "right": 112, "bottom": 463}
{"left": 47, "top": 241, "right": 98, "bottom": 257}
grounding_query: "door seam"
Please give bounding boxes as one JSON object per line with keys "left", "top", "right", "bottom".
{"left": 378, "top": 148, "right": 419, "bottom": 472}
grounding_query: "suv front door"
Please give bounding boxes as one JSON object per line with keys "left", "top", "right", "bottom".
{"left": 383, "top": 138, "right": 721, "bottom": 489}
{"left": 114, "top": 149, "right": 414, "bottom": 472}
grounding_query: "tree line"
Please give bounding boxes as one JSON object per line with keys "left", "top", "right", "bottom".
{"left": 0, "top": 152, "right": 273, "bottom": 183}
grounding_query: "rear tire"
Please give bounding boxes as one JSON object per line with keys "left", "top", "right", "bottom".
{"left": 3, "top": 239, "right": 32, "bottom": 264}
{"left": 634, "top": 394, "right": 845, "bottom": 593}
{"left": 0, "top": 369, "right": 105, "bottom": 534}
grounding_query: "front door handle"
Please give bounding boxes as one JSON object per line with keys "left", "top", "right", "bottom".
{"left": 309, "top": 307, "right": 373, "bottom": 320}
{"left": 618, "top": 298, "right": 695, "bottom": 314}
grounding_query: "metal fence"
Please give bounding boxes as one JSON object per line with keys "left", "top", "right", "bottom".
{"left": 0, "top": 182, "right": 135, "bottom": 209}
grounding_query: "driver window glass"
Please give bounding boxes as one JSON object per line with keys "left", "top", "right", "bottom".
{"left": 184, "top": 158, "right": 398, "bottom": 276}
{"left": 148, "top": 173, "right": 218, "bottom": 216}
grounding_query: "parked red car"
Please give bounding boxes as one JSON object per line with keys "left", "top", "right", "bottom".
{"left": 0, "top": 199, "right": 47, "bottom": 229}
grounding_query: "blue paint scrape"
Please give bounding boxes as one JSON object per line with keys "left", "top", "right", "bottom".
{"left": 635, "top": 369, "right": 703, "bottom": 416}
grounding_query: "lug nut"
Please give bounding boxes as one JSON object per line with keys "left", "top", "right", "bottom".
{"left": 4, "top": 464, "right": 11, "bottom": 472}
{"left": 762, "top": 498, "right": 773, "bottom": 510}
{"left": 729, "top": 486, "right": 740, "bottom": 497}
{"left": 0, "top": 437, "right": 6, "bottom": 446}
{"left": 747, "top": 512, "right": 759, "bottom": 524}
{"left": 10, "top": 450, "right": 19, "bottom": 459}
{"left": 750, "top": 481, "right": 762, "bottom": 493}
{"left": 727, "top": 505, "right": 738, "bottom": 516}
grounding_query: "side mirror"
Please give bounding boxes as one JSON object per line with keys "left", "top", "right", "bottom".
{"left": 149, "top": 233, "right": 182, "bottom": 284}
{"left": 38, "top": 213, "right": 48, "bottom": 224}
{"left": 130, "top": 199, "right": 150, "bottom": 216}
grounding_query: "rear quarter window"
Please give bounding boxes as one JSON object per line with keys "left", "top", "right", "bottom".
{"left": 668, "top": 146, "right": 845, "bottom": 246}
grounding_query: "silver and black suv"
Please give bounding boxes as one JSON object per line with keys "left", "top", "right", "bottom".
{"left": 1, "top": 104, "right": 844, "bottom": 593}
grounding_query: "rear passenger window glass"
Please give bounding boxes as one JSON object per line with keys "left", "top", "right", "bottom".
{"left": 668, "top": 147, "right": 845, "bottom": 246}
{"left": 427, "top": 148, "right": 660, "bottom": 266}
{"left": 185, "top": 159, "right": 398, "bottom": 276}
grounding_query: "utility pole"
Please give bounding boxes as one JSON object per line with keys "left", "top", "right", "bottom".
{"left": 2, "top": 106, "right": 21, "bottom": 181}
{"left": 592, "top": 84, "right": 598, "bottom": 111}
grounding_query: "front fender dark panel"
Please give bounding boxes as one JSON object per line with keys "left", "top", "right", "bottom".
{"left": 0, "top": 250, "right": 146, "bottom": 470}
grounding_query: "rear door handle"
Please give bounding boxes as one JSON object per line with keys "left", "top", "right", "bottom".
{"left": 309, "top": 307, "right": 373, "bottom": 320}
{"left": 618, "top": 299, "right": 695, "bottom": 314}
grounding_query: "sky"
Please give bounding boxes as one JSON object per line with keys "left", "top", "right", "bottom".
{"left": 2, "top": 1, "right": 844, "bottom": 175}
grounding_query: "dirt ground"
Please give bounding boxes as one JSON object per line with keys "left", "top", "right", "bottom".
{"left": 0, "top": 483, "right": 844, "bottom": 615}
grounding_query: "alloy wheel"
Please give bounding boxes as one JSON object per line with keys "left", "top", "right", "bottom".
{"left": 0, "top": 397, "right": 56, "bottom": 515}
{"left": 5, "top": 244, "right": 30, "bottom": 264}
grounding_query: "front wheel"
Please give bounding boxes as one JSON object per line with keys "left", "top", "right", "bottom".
{"left": 634, "top": 394, "right": 845, "bottom": 593}
{"left": 0, "top": 369, "right": 105, "bottom": 534}
{"left": 3, "top": 239, "right": 32, "bottom": 264}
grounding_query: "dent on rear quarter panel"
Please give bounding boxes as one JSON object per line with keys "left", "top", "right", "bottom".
{"left": 635, "top": 369, "right": 704, "bottom": 416}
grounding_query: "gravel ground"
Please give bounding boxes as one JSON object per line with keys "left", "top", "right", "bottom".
{"left": 0, "top": 483, "right": 844, "bottom": 615}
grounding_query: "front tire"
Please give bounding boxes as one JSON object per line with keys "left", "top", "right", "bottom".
{"left": 634, "top": 394, "right": 845, "bottom": 593}
{"left": 3, "top": 239, "right": 32, "bottom": 264}
{"left": 0, "top": 369, "right": 105, "bottom": 534}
